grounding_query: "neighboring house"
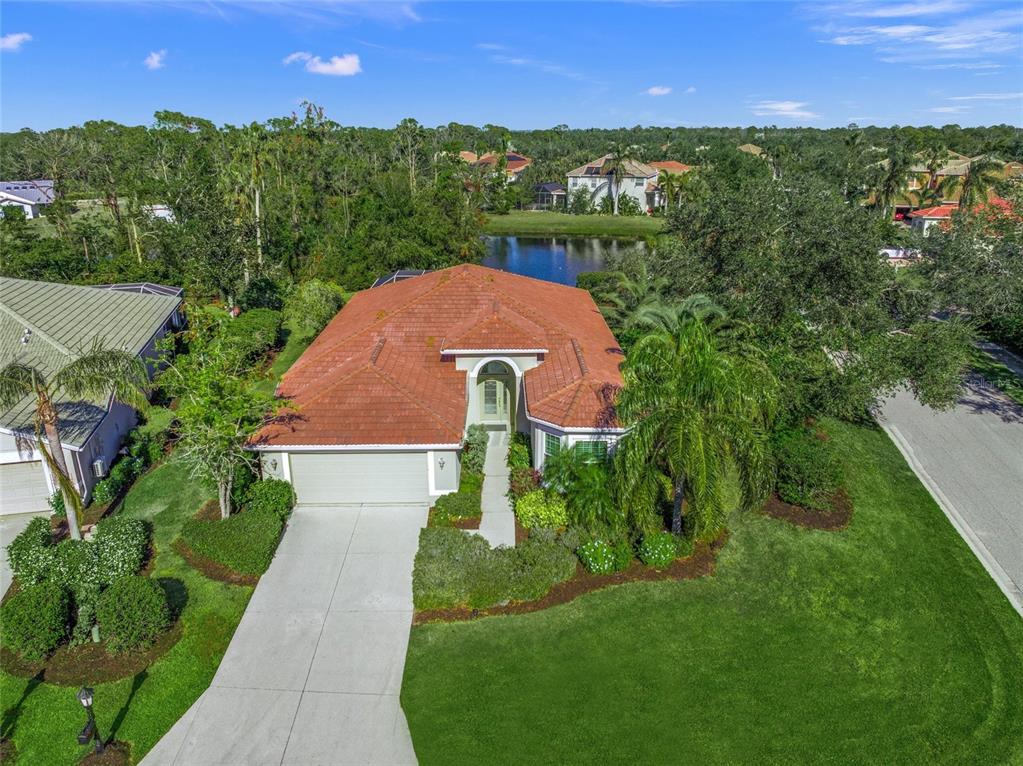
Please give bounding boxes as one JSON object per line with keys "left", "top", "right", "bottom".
{"left": 0, "top": 278, "right": 183, "bottom": 515}
{"left": 907, "top": 204, "right": 957, "bottom": 234}
{"left": 253, "top": 264, "right": 626, "bottom": 505}
{"left": 0, "top": 180, "right": 56, "bottom": 220}
{"left": 143, "top": 204, "right": 176, "bottom": 223}
{"left": 737, "top": 143, "right": 764, "bottom": 157}
{"left": 473, "top": 151, "right": 533, "bottom": 182}
{"left": 533, "top": 182, "right": 567, "bottom": 210}
{"left": 567, "top": 155, "right": 660, "bottom": 211}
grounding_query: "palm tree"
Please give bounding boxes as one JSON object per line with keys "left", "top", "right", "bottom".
{"left": 604, "top": 142, "right": 642, "bottom": 216}
{"left": 614, "top": 317, "right": 776, "bottom": 537}
{"left": 874, "top": 145, "right": 914, "bottom": 219}
{"left": 955, "top": 155, "right": 1002, "bottom": 210}
{"left": 657, "top": 169, "right": 680, "bottom": 212}
{"left": 0, "top": 344, "right": 149, "bottom": 540}
{"left": 595, "top": 262, "right": 670, "bottom": 330}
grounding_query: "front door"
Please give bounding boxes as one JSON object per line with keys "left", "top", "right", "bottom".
{"left": 481, "top": 378, "right": 509, "bottom": 422}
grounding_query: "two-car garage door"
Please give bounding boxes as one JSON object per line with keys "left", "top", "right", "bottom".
{"left": 288, "top": 452, "right": 430, "bottom": 505}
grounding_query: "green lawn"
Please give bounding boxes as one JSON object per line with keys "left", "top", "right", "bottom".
{"left": 0, "top": 459, "right": 246, "bottom": 765}
{"left": 251, "top": 319, "right": 316, "bottom": 397}
{"left": 401, "top": 419, "right": 1023, "bottom": 765}
{"left": 973, "top": 348, "right": 1023, "bottom": 407}
{"left": 482, "top": 211, "right": 663, "bottom": 239}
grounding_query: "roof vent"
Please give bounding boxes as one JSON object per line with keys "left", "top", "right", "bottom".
{"left": 370, "top": 337, "right": 386, "bottom": 364}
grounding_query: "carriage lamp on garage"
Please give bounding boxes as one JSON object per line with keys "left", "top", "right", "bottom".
{"left": 438, "top": 457, "right": 446, "bottom": 470}
{"left": 76, "top": 687, "right": 104, "bottom": 754}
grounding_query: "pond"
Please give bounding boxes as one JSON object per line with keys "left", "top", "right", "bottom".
{"left": 481, "top": 236, "right": 647, "bottom": 286}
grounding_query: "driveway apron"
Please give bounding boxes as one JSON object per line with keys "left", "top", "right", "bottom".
{"left": 142, "top": 503, "right": 427, "bottom": 765}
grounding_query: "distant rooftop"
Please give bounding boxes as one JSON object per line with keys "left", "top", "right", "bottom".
{"left": 372, "top": 270, "right": 431, "bottom": 288}
{"left": 0, "top": 180, "right": 55, "bottom": 205}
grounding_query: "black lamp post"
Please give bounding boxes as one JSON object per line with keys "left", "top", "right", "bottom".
{"left": 76, "top": 687, "right": 104, "bottom": 755}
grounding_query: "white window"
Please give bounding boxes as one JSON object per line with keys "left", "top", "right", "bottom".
{"left": 544, "top": 432, "right": 561, "bottom": 458}
{"left": 634, "top": 178, "right": 643, "bottom": 187}
{"left": 575, "top": 440, "right": 607, "bottom": 461}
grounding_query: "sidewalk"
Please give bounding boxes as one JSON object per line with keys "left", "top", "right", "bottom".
{"left": 477, "top": 431, "right": 516, "bottom": 548}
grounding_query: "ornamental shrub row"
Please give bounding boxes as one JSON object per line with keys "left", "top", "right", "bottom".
{"left": 433, "top": 489, "right": 481, "bottom": 526}
{"left": 412, "top": 527, "right": 576, "bottom": 610}
{"left": 180, "top": 507, "right": 283, "bottom": 576}
{"left": 91, "top": 430, "right": 165, "bottom": 507}
{"left": 7, "top": 516, "right": 148, "bottom": 589}
{"left": 507, "top": 432, "right": 531, "bottom": 469}
{"left": 461, "top": 424, "right": 489, "bottom": 475}
{"left": 514, "top": 490, "right": 568, "bottom": 530}
{"left": 508, "top": 466, "right": 541, "bottom": 501}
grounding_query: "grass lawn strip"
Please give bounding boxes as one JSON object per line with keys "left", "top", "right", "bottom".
{"left": 972, "top": 348, "right": 1023, "bottom": 407}
{"left": 482, "top": 211, "right": 663, "bottom": 239}
{"left": 401, "top": 419, "right": 1023, "bottom": 765}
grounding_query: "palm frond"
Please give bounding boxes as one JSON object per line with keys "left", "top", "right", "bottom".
{"left": 0, "top": 362, "right": 39, "bottom": 411}
{"left": 53, "top": 342, "right": 151, "bottom": 412}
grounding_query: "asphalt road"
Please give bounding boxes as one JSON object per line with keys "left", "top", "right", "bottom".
{"left": 879, "top": 374, "right": 1023, "bottom": 616}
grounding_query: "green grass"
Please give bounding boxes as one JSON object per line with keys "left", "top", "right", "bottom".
{"left": 251, "top": 319, "right": 316, "bottom": 397}
{"left": 0, "top": 459, "right": 250, "bottom": 765}
{"left": 27, "top": 200, "right": 115, "bottom": 238}
{"left": 973, "top": 348, "right": 1023, "bottom": 407}
{"left": 482, "top": 211, "right": 663, "bottom": 239}
{"left": 401, "top": 419, "right": 1023, "bottom": 765}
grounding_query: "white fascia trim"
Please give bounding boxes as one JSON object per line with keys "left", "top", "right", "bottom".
{"left": 248, "top": 443, "right": 462, "bottom": 452}
{"left": 524, "top": 411, "right": 628, "bottom": 435}
{"left": 441, "top": 348, "right": 548, "bottom": 355}
{"left": 0, "top": 425, "right": 86, "bottom": 452}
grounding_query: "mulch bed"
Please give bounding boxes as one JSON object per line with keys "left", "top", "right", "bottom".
{"left": 413, "top": 533, "right": 727, "bottom": 625}
{"left": 427, "top": 507, "right": 481, "bottom": 530}
{"left": 79, "top": 741, "right": 131, "bottom": 766}
{"left": 195, "top": 499, "right": 221, "bottom": 521}
{"left": 0, "top": 622, "right": 183, "bottom": 686}
{"left": 1, "top": 737, "right": 16, "bottom": 764}
{"left": 762, "top": 489, "right": 853, "bottom": 531}
{"left": 172, "top": 539, "right": 259, "bottom": 587}
{"left": 514, "top": 518, "right": 529, "bottom": 546}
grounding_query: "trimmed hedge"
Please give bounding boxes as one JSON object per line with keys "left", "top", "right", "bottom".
{"left": 433, "top": 490, "right": 482, "bottom": 526}
{"left": 462, "top": 424, "right": 489, "bottom": 475}
{"left": 577, "top": 538, "right": 632, "bottom": 574}
{"left": 508, "top": 466, "right": 541, "bottom": 501}
{"left": 97, "top": 576, "right": 171, "bottom": 653}
{"left": 180, "top": 507, "right": 283, "bottom": 576}
{"left": 507, "top": 432, "right": 531, "bottom": 469}
{"left": 774, "top": 428, "right": 843, "bottom": 511}
{"left": 412, "top": 527, "right": 576, "bottom": 610}
{"left": 91, "top": 430, "right": 164, "bottom": 507}
{"left": 5, "top": 516, "right": 53, "bottom": 585}
{"left": 246, "top": 479, "right": 296, "bottom": 521}
{"left": 515, "top": 490, "right": 568, "bottom": 530}
{"left": 0, "top": 582, "right": 70, "bottom": 662}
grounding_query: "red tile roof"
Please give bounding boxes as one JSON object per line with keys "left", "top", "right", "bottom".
{"left": 908, "top": 204, "right": 957, "bottom": 219}
{"left": 649, "top": 160, "right": 692, "bottom": 174}
{"left": 255, "top": 265, "right": 624, "bottom": 447}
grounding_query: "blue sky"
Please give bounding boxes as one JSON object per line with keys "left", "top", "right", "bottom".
{"left": 2, "top": 1, "right": 1021, "bottom": 131}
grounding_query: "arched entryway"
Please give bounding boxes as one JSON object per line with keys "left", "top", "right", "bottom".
{"left": 476, "top": 360, "right": 515, "bottom": 428}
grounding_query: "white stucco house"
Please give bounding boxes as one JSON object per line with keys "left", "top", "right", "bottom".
{"left": 252, "top": 264, "right": 626, "bottom": 505}
{"left": 0, "top": 180, "right": 55, "bottom": 220}
{"left": 0, "top": 278, "right": 183, "bottom": 515}
{"left": 907, "top": 204, "right": 957, "bottom": 234}
{"left": 566, "top": 156, "right": 689, "bottom": 212}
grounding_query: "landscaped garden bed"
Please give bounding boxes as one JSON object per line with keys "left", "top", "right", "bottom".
{"left": 762, "top": 488, "right": 853, "bottom": 530}
{"left": 762, "top": 425, "right": 852, "bottom": 530}
{"left": 428, "top": 424, "right": 487, "bottom": 530}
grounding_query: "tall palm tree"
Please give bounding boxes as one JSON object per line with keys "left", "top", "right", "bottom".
{"left": 657, "top": 169, "right": 680, "bottom": 212}
{"left": 874, "top": 145, "right": 913, "bottom": 219}
{"left": 595, "top": 262, "right": 670, "bottom": 330}
{"left": 955, "top": 155, "right": 1002, "bottom": 209}
{"left": 614, "top": 317, "right": 776, "bottom": 537}
{"left": 0, "top": 344, "right": 149, "bottom": 540}
{"left": 604, "top": 142, "right": 642, "bottom": 216}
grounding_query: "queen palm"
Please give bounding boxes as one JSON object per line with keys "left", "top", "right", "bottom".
{"left": 604, "top": 142, "right": 642, "bottom": 216}
{"left": 614, "top": 317, "right": 776, "bottom": 537}
{"left": 955, "top": 155, "right": 1002, "bottom": 209}
{"left": 0, "top": 344, "right": 149, "bottom": 540}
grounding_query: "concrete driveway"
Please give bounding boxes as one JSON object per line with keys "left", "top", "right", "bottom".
{"left": 879, "top": 375, "right": 1023, "bottom": 616}
{"left": 1, "top": 511, "right": 50, "bottom": 596}
{"left": 142, "top": 503, "right": 427, "bottom": 765}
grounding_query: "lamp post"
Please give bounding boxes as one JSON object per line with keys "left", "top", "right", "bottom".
{"left": 76, "top": 687, "right": 104, "bottom": 755}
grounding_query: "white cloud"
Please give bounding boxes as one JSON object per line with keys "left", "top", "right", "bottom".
{"left": 750, "top": 100, "right": 820, "bottom": 120}
{"left": 1, "top": 32, "right": 32, "bottom": 52}
{"left": 144, "top": 49, "right": 167, "bottom": 70}
{"left": 283, "top": 51, "right": 362, "bottom": 76}
{"left": 948, "top": 91, "right": 1023, "bottom": 101}
{"left": 644, "top": 85, "right": 672, "bottom": 96}
{"left": 475, "top": 42, "right": 506, "bottom": 51}
{"left": 929, "top": 105, "right": 970, "bottom": 113}
{"left": 685, "top": 86, "right": 696, "bottom": 94}
{"left": 490, "top": 53, "right": 594, "bottom": 83}
{"left": 826, "top": 1, "right": 972, "bottom": 18}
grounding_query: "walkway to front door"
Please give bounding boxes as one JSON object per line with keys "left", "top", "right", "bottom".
{"left": 141, "top": 504, "right": 427, "bottom": 765}
{"left": 477, "top": 430, "right": 516, "bottom": 548}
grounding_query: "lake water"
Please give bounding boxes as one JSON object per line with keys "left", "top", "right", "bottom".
{"left": 482, "top": 236, "right": 646, "bottom": 286}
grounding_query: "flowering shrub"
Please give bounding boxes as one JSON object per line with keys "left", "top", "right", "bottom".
{"left": 0, "top": 582, "right": 70, "bottom": 662}
{"left": 577, "top": 540, "right": 615, "bottom": 574}
{"left": 639, "top": 532, "right": 677, "bottom": 568}
{"left": 7, "top": 516, "right": 148, "bottom": 589}
{"left": 6, "top": 517, "right": 54, "bottom": 585}
{"left": 515, "top": 490, "right": 568, "bottom": 530}
{"left": 97, "top": 576, "right": 170, "bottom": 653}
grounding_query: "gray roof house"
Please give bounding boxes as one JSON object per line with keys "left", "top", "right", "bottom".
{"left": 0, "top": 180, "right": 56, "bottom": 221}
{"left": 0, "top": 278, "right": 183, "bottom": 517}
